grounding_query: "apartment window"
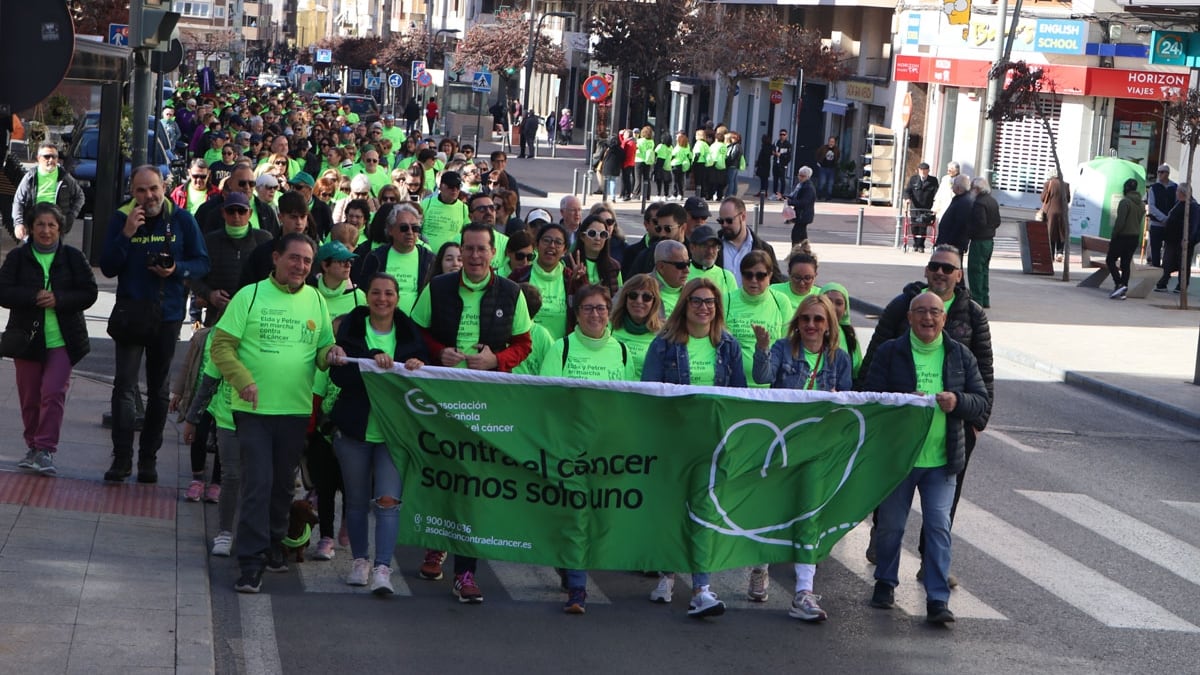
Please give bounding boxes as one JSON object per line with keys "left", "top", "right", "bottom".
{"left": 176, "top": 2, "right": 212, "bottom": 18}
{"left": 214, "top": 6, "right": 225, "bottom": 18}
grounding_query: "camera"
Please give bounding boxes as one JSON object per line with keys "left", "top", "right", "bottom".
{"left": 147, "top": 252, "right": 175, "bottom": 268}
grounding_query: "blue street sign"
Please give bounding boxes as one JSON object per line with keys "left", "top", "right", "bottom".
{"left": 316, "top": 49, "right": 332, "bottom": 63}
{"left": 471, "top": 72, "right": 493, "bottom": 94}
{"left": 109, "top": 23, "right": 129, "bottom": 47}
{"left": 365, "top": 75, "right": 381, "bottom": 90}
{"left": 349, "top": 69, "right": 363, "bottom": 87}
{"left": 388, "top": 73, "right": 404, "bottom": 88}
{"left": 412, "top": 61, "right": 426, "bottom": 80}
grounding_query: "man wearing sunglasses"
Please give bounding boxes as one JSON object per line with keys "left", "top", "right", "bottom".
{"left": 355, "top": 203, "right": 433, "bottom": 313}
{"left": 716, "top": 196, "right": 784, "bottom": 287}
{"left": 627, "top": 202, "right": 687, "bottom": 279}
{"left": 195, "top": 165, "right": 258, "bottom": 235}
{"left": 652, "top": 239, "right": 691, "bottom": 316}
{"left": 858, "top": 245, "right": 993, "bottom": 587}
{"left": 190, "top": 191, "right": 273, "bottom": 326}
{"left": 418, "top": 171, "right": 470, "bottom": 253}
{"left": 169, "top": 158, "right": 220, "bottom": 216}
{"left": 687, "top": 224, "right": 738, "bottom": 299}
{"left": 12, "top": 142, "right": 85, "bottom": 240}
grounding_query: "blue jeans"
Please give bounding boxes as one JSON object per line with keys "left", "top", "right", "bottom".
{"left": 333, "top": 433, "right": 403, "bottom": 567}
{"left": 725, "top": 167, "right": 739, "bottom": 197}
{"left": 874, "top": 466, "right": 957, "bottom": 603}
{"left": 816, "top": 166, "right": 835, "bottom": 199}
{"left": 603, "top": 175, "right": 619, "bottom": 202}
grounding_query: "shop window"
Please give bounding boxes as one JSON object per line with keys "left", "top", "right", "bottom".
{"left": 992, "top": 94, "right": 1062, "bottom": 195}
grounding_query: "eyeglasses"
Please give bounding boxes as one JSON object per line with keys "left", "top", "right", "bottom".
{"left": 472, "top": 204, "right": 496, "bottom": 212}
{"left": 742, "top": 271, "right": 771, "bottom": 281}
{"left": 790, "top": 274, "right": 816, "bottom": 283}
{"left": 653, "top": 224, "right": 676, "bottom": 234}
{"left": 798, "top": 314, "right": 827, "bottom": 324}
{"left": 661, "top": 260, "right": 690, "bottom": 271}
{"left": 380, "top": 196, "right": 398, "bottom": 203}
{"left": 364, "top": 158, "right": 379, "bottom": 164}
{"left": 395, "top": 224, "right": 422, "bottom": 233}
{"left": 513, "top": 251, "right": 536, "bottom": 262}
{"left": 628, "top": 291, "right": 655, "bottom": 303}
{"left": 224, "top": 207, "right": 249, "bottom": 215}
{"left": 687, "top": 296, "right": 716, "bottom": 308}
{"left": 407, "top": 183, "right": 423, "bottom": 190}
{"left": 190, "top": 174, "right": 208, "bottom": 180}
{"left": 926, "top": 261, "right": 959, "bottom": 274}
{"left": 911, "top": 307, "right": 945, "bottom": 317}
{"left": 717, "top": 215, "right": 741, "bottom": 225}
{"left": 461, "top": 245, "right": 491, "bottom": 255}
{"left": 274, "top": 160, "right": 289, "bottom": 165}
{"left": 353, "top": 192, "right": 370, "bottom": 198}
{"left": 540, "top": 237, "right": 566, "bottom": 248}
{"left": 39, "top": 154, "right": 58, "bottom": 160}
{"left": 579, "top": 304, "right": 610, "bottom": 315}
{"left": 584, "top": 229, "right": 609, "bottom": 240}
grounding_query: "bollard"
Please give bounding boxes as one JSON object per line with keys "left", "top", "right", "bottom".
{"left": 856, "top": 207, "right": 865, "bottom": 246}
{"left": 895, "top": 212, "right": 904, "bottom": 248}
{"left": 572, "top": 168, "right": 580, "bottom": 198}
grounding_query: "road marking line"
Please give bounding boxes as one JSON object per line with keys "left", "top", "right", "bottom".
{"left": 488, "top": 561, "right": 612, "bottom": 604}
{"left": 954, "top": 498, "right": 1199, "bottom": 632}
{"left": 297, "top": 554, "right": 413, "bottom": 596}
{"left": 239, "top": 594, "right": 283, "bottom": 675}
{"left": 1163, "top": 501, "right": 1200, "bottom": 521}
{"left": 834, "top": 520, "right": 1006, "bottom": 620}
{"left": 986, "top": 429, "right": 1043, "bottom": 453}
{"left": 1020, "top": 491, "right": 1200, "bottom": 588}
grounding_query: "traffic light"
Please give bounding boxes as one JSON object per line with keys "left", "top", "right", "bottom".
{"left": 504, "top": 66, "right": 517, "bottom": 78}
{"left": 131, "top": 5, "right": 180, "bottom": 49}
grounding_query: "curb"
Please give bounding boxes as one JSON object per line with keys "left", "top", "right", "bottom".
{"left": 849, "top": 297, "right": 1200, "bottom": 432}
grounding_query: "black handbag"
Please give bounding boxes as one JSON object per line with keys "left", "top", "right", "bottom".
{"left": 0, "top": 320, "right": 39, "bottom": 359}
{"left": 106, "top": 295, "right": 163, "bottom": 345}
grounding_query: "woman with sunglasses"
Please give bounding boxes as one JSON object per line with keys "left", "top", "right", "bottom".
{"left": 569, "top": 214, "right": 621, "bottom": 294}
{"left": 498, "top": 230, "right": 536, "bottom": 279}
{"left": 208, "top": 145, "right": 239, "bottom": 189}
{"left": 377, "top": 184, "right": 402, "bottom": 208}
{"left": 641, "top": 277, "right": 745, "bottom": 618}
{"left": 725, "top": 251, "right": 793, "bottom": 388}
{"left": 540, "top": 284, "right": 634, "bottom": 614}
{"left": 314, "top": 176, "right": 338, "bottom": 204}
{"left": 819, "top": 282, "right": 862, "bottom": 380}
{"left": 771, "top": 245, "right": 822, "bottom": 315}
{"left": 587, "top": 203, "right": 628, "bottom": 264}
{"left": 749, "top": 293, "right": 850, "bottom": 622}
{"left": 610, "top": 273, "right": 663, "bottom": 380}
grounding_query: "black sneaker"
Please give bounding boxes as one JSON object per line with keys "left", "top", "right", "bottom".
{"left": 865, "top": 526, "right": 878, "bottom": 564}
{"left": 136, "top": 463, "right": 158, "bottom": 484}
{"left": 266, "top": 545, "right": 289, "bottom": 573}
{"left": 235, "top": 568, "right": 263, "bottom": 594}
{"left": 1154, "top": 286, "right": 1169, "bottom": 293}
{"left": 104, "top": 456, "right": 132, "bottom": 482}
{"left": 927, "top": 600, "right": 956, "bottom": 624}
{"left": 869, "top": 581, "right": 895, "bottom": 609}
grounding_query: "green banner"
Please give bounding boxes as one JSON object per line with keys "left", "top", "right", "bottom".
{"left": 361, "top": 363, "right": 935, "bottom": 572}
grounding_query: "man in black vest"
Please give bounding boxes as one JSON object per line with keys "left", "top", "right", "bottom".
{"left": 406, "top": 223, "right": 533, "bottom": 604}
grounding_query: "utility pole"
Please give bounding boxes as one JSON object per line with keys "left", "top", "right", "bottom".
{"left": 977, "top": 0, "right": 1024, "bottom": 183}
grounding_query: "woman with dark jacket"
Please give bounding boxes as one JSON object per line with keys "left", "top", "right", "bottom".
{"left": 0, "top": 203, "right": 98, "bottom": 475}
{"left": 328, "top": 273, "right": 428, "bottom": 594}
{"left": 754, "top": 134, "right": 773, "bottom": 197}
{"left": 787, "top": 166, "right": 817, "bottom": 246}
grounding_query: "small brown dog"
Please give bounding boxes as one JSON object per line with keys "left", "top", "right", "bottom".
{"left": 282, "top": 499, "right": 319, "bottom": 562}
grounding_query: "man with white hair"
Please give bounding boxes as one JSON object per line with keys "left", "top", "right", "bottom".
{"left": 1146, "top": 163, "right": 1177, "bottom": 267}
{"left": 967, "top": 176, "right": 1000, "bottom": 308}
{"left": 558, "top": 195, "right": 582, "bottom": 247}
{"left": 653, "top": 239, "right": 691, "bottom": 316}
{"left": 934, "top": 174, "right": 973, "bottom": 256}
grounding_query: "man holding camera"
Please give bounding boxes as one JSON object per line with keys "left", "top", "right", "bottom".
{"left": 99, "top": 167, "right": 210, "bottom": 484}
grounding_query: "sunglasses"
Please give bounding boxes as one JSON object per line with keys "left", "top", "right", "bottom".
{"left": 628, "top": 291, "right": 655, "bottom": 303}
{"left": 395, "top": 224, "right": 422, "bottom": 233}
{"left": 364, "top": 158, "right": 379, "bottom": 163}
{"left": 661, "top": 260, "right": 690, "bottom": 271}
{"left": 190, "top": 174, "right": 208, "bottom": 180}
{"left": 716, "top": 216, "right": 740, "bottom": 225}
{"left": 224, "top": 206, "right": 249, "bottom": 214}
{"left": 380, "top": 196, "right": 397, "bottom": 203}
{"left": 274, "top": 160, "right": 289, "bottom": 165}
{"left": 236, "top": 180, "right": 255, "bottom": 188}
{"left": 513, "top": 251, "right": 537, "bottom": 262}
{"left": 600, "top": 218, "right": 615, "bottom": 226}
{"left": 584, "top": 229, "right": 609, "bottom": 240}
{"left": 927, "top": 261, "right": 959, "bottom": 274}
{"left": 653, "top": 224, "right": 676, "bottom": 234}
{"left": 687, "top": 296, "right": 716, "bottom": 308}
{"left": 798, "top": 314, "right": 827, "bottom": 324}
{"left": 472, "top": 204, "right": 496, "bottom": 212}
{"left": 742, "top": 271, "right": 771, "bottom": 281}
{"left": 39, "top": 154, "right": 58, "bottom": 160}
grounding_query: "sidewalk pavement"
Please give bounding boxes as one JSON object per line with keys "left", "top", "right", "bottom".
{"left": 0, "top": 142, "right": 1196, "bottom": 672}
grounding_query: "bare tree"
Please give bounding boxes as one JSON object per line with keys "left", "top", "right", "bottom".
{"left": 69, "top": 0, "right": 128, "bottom": 36}
{"left": 334, "top": 37, "right": 386, "bottom": 71}
{"left": 1164, "top": 88, "right": 1200, "bottom": 312}
{"left": 988, "top": 60, "right": 1071, "bottom": 282}
{"left": 453, "top": 9, "right": 566, "bottom": 93}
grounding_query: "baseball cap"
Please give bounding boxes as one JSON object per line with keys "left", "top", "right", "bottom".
{"left": 689, "top": 224, "right": 721, "bottom": 245}
{"left": 256, "top": 174, "right": 279, "bottom": 188}
{"left": 249, "top": 133, "right": 263, "bottom": 143}
{"left": 370, "top": 121, "right": 383, "bottom": 130}
{"left": 683, "top": 196, "right": 711, "bottom": 219}
{"left": 289, "top": 171, "right": 315, "bottom": 188}
{"left": 212, "top": 130, "right": 229, "bottom": 140}
{"left": 340, "top": 125, "right": 353, "bottom": 134}
{"left": 527, "top": 208, "right": 553, "bottom": 227}
{"left": 918, "top": 162, "right": 930, "bottom": 170}
{"left": 316, "top": 241, "right": 358, "bottom": 263}
{"left": 223, "top": 192, "right": 251, "bottom": 210}
{"left": 383, "top": 113, "right": 395, "bottom": 120}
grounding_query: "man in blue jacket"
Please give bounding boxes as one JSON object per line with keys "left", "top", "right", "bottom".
{"left": 863, "top": 291, "right": 989, "bottom": 624}
{"left": 99, "top": 166, "right": 210, "bottom": 483}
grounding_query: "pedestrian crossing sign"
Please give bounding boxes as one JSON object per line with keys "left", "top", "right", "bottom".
{"left": 472, "top": 72, "right": 493, "bottom": 94}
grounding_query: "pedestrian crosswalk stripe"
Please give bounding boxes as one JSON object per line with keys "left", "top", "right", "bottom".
{"left": 488, "top": 561, "right": 612, "bottom": 604}
{"left": 833, "top": 521, "right": 1006, "bottom": 620}
{"left": 297, "top": 554, "right": 414, "bottom": 596}
{"left": 1163, "top": 500, "right": 1200, "bottom": 521}
{"left": 954, "top": 498, "right": 1199, "bottom": 632}
{"left": 987, "top": 429, "right": 1042, "bottom": 453}
{"left": 1019, "top": 491, "right": 1200, "bottom": 589}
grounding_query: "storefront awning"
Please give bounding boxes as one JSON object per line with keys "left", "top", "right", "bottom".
{"left": 822, "top": 99, "right": 852, "bottom": 116}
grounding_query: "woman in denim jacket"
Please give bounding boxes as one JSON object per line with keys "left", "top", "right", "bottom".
{"left": 747, "top": 294, "right": 850, "bottom": 622}
{"left": 640, "top": 277, "right": 745, "bottom": 618}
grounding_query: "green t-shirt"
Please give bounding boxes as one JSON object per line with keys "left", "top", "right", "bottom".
{"left": 709, "top": 141, "right": 727, "bottom": 170}
{"left": 725, "top": 288, "right": 790, "bottom": 388}
{"left": 385, "top": 247, "right": 422, "bottom": 313}
{"left": 686, "top": 337, "right": 717, "bottom": 386}
{"left": 201, "top": 332, "right": 235, "bottom": 430}
{"left": 186, "top": 186, "right": 209, "bottom": 214}
{"left": 657, "top": 272, "right": 683, "bottom": 317}
{"left": 802, "top": 348, "right": 823, "bottom": 389}
{"left": 530, "top": 263, "right": 568, "bottom": 340}
{"left": 203, "top": 148, "right": 223, "bottom": 166}
{"left": 419, "top": 195, "right": 471, "bottom": 253}
{"left": 692, "top": 139, "right": 710, "bottom": 166}
{"left": 840, "top": 324, "right": 863, "bottom": 378}
{"left": 381, "top": 126, "right": 406, "bottom": 149}
{"left": 654, "top": 143, "right": 672, "bottom": 162}
{"left": 35, "top": 168, "right": 58, "bottom": 205}
{"left": 911, "top": 331, "right": 948, "bottom": 468}
{"left": 363, "top": 168, "right": 391, "bottom": 197}
{"left": 612, "top": 323, "right": 656, "bottom": 381}
{"left": 316, "top": 277, "right": 365, "bottom": 321}
{"left": 32, "top": 249, "right": 63, "bottom": 348}
{"left": 513, "top": 322, "right": 555, "bottom": 375}
{"left": 670, "top": 145, "right": 693, "bottom": 170}
{"left": 583, "top": 258, "right": 622, "bottom": 287}
{"left": 408, "top": 272, "right": 533, "bottom": 368}
{"left": 691, "top": 264, "right": 738, "bottom": 302}
{"left": 771, "top": 282, "right": 822, "bottom": 315}
{"left": 539, "top": 329, "right": 632, "bottom": 381}
{"left": 363, "top": 320, "right": 397, "bottom": 443}
{"left": 215, "top": 277, "right": 334, "bottom": 415}
{"left": 636, "top": 137, "right": 656, "bottom": 164}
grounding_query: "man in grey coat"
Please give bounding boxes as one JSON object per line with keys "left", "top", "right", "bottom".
{"left": 12, "top": 142, "right": 85, "bottom": 238}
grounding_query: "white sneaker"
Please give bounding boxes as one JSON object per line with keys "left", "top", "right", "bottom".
{"left": 788, "top": 591, "right": 828, "bottom": 621}
{"left": 747, "top": 566, "right": 770, "bottom": 602}
{"left": 687, "top": 589, "right": 726, "bottom": 618}
{"left": 649, "top": 575, "right": 674, "bottom": 603}
{"left": 347, "top": 558, "right": 370, "bottom": 587}
{"left": 1110, "top": 285, "right": 1127, "bottom": 299}
{"left": 370, "top": 564, "right": 394, "bottom": 595}
{"left": 211, "top": 531, "right": 233, "bottom": 557}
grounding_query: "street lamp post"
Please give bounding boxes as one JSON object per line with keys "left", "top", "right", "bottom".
{"left": 424, "top": 28, "right": 459, "bottom": 134}
{"left": 522, "top": 9, "right": 575, "bottom": 125}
